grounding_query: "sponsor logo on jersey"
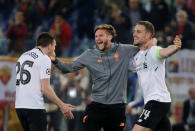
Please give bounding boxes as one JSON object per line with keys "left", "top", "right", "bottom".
{"left": 0, "top": 65, "right": 12, "bottom": 85}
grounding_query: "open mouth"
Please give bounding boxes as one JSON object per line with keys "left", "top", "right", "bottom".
{"left": 134, "top": 38, "right": 140, "bottom": 43}
{"left": 97, "top": 41, "right": 103, "bottom": 45}
{"left": 134, "top": 37, "right": 138, "bottom": 41}
{"left": 96, "top": 41, "right": 105, "bottom": 50}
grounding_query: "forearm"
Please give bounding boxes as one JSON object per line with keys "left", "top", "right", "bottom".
{"left": 53, "top": 58, "right": 85, "bottom": 73}
{"left": 53, "top": 59, "right": 74, "bottom": 73}
{"left": 42, "top": 85, "right": 64, "bottom": 108}
{"left": 159, "top": 35, "right": 181, "bottom": 59}
{"left": 159, "top": 45, "right": 180, "bottom": 59}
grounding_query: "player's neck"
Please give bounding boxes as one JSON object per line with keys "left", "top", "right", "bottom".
{"left": 139, "top": 43, "right": 150, "bottom": 50}
{"left": 104, "top": 42, "right": 111, "bottom": 52}
{"left": 36, "top": 46, "right": 48, "bottom": 55}
{"left": 139, "top": 39, "right": 153, "bottom": 50}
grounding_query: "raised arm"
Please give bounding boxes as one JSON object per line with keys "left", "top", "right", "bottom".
{"left": 158, "top": 35, "right": 182, "bottom": 59}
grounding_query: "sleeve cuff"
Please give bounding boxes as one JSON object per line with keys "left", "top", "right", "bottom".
{"left": 52, "top": 58, "right": 58, "bottom": 65}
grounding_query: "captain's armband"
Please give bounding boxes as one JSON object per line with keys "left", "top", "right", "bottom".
{"left": 156, "top": 48, "right": 162, "bottom": 59}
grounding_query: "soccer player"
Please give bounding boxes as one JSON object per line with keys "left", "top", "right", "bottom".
{"left": 15, "top": 32, "right": 75, "bottom": 131}
{"left": 129, "top": 21, "right": 182, "bottom": 131}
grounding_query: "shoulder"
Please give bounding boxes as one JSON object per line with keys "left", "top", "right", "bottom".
{"left": 81, "top": 49, "right": 92, "bottom": 56}
{"left": 37, "top": 55, "right": 51, "bottom": 72}
{"left": 119, "top": 44, "right": 139, "bottom": 54}
{"left": 149, "top": 46, "right": 162, "bottom": 56}
{"left": 40, "top": 54, "right": 51, "bottom": 64}
{"left": 150, "top": 46, "right": 162, "bottom": 52}
{"left": 149, "top": 46, "right": 164, "bottom": 61}
{"left": 118, "top": 43, "right": 139, "bottom": 50}
{"left": 75, "top": 49, "right": 94, "bottom": 61}
{"left": 31, "top": 48, "right": 49, "bottom": 61}
{"left": 85, "top": 49, "right": 93, "bottom": 53}
{"left": 117, "top": 43, "right": 139, "bottom": 57}
{"left": 82, "top": 49, "right": 98, "bottom": 56}
{"left": 31, "top": 49, "right": 51, "bottom": 65}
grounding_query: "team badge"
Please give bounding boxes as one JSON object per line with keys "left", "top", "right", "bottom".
{"left": 97, "top": 59, "right": 103, "bottom": 63}
{"left": 0, "top": 65, "right": 12, "bottom": 85}
{"left": 114, "top": 52, "right": 119, "bottom": 62}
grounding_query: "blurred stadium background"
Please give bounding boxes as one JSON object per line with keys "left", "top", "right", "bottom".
{"left": 0, "top": 0, "right": 195, "bottom": 131}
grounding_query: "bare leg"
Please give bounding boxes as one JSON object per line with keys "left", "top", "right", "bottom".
{"left": 132, "top": 124, "right": 151, "bottom": 131}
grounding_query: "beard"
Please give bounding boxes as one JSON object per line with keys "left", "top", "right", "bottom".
{"left": 133, "top": 42, "right": 142, "bottom": 47}
{"left": 96, "top": 40, "right": 108, "bottom": 51}
{"left": 133, "top": 38, "right": 145, "bottom": 47}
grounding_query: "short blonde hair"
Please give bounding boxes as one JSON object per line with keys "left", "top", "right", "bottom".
{"left": 136, "top": 21, "right": 155, "bottom": 37}
{"left": 94, "top": 24, "right": 117, "bottom": 38}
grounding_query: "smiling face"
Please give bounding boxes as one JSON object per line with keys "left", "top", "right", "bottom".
{"left": 133, "top": 24, "right": 151, "bottom": 47}
{"left": 95, "top": 29, "right": 112, "bottom": 51}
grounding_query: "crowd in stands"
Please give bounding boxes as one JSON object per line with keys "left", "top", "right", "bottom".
{"left": 0, "top": 0, "right": 195, "bottom": 131}
{"left": 0, "top": 0, "right": 195, "bottom": 57}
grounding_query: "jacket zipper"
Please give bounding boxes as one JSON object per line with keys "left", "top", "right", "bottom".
{"left": 105, "top": 53, "right": 111, "bottom": 103}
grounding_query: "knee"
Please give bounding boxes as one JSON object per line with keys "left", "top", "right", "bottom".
{"left": 132, "top": 124, "right": 151, "bottom": 131}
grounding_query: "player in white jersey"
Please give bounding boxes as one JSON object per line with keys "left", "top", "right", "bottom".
{"left": 128, "top": 21, "right": 182, "bottom": 131}
{"left": 15, "top": 32, "right": 75, "bottom": 131}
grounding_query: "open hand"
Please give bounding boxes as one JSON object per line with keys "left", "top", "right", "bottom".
{"left": 48, "top": 51, "right": 56, "bottom": 62}
{"left": 60, "top": 103, "right": 76, "bottom": 119}
{"left": 125, "top": 106, "right": 132, "bottom": 115}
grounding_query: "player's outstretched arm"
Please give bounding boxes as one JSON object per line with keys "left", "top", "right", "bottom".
{"left": 48, "top": 51, "right": 74, "bottom": 73}
{"left": 159, "top": 35, "right": 182, "bottom": 59}
{"left": 48, "top": 51, "right": 85, "bottom": 73}
{"left": 41, "top": 78, "right": 75, "bottom": 119}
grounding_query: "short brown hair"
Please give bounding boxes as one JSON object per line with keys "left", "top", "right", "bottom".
{"left": 36, "top": 32, "right": 54, "bottom": 47}
{"left": 94, "top": 24, "right": 117, "bottom": 38}
{"left": 136, "top": 21, "right": 155, "bottom": 37}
